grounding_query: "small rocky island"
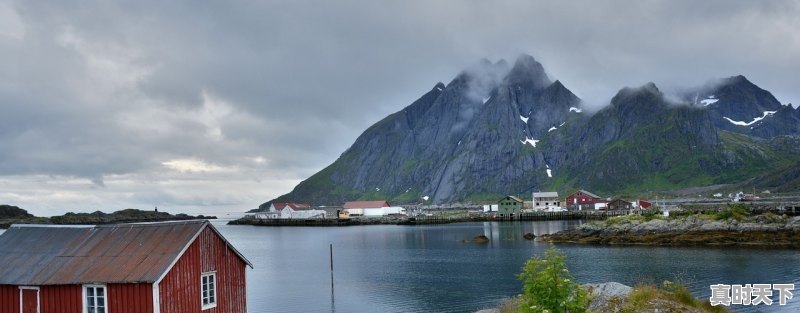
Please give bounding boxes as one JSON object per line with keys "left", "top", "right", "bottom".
{"left": 0, "top": 204, "right": 215, "bottom": 229}
{"left": 541, "top": 208, "right": 800, "bottom": 247}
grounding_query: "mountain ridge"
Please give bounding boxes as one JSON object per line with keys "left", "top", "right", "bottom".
{"left": 259, "top": 54, "right": 800, "bottom": 208}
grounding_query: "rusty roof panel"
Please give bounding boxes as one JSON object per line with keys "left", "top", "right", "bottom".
{"left": 0, "top": 220, "right": 208, "bottom": 285}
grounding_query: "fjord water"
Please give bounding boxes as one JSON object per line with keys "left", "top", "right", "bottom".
{"left": 210, "top": 220, "right": 800, "bottom": 313}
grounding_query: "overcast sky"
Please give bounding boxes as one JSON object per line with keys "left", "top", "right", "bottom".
{"left": 1, "top": 1, "right": 798, "bottom": 216}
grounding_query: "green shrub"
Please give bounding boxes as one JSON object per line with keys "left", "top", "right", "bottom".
{"left": 518, "top": 246, "right": 588, "bottom": 313}
{"left": 715, "top": 203, "right": 749, "bottom": 221}
{"left": 641, "top": 207, "right": 663, "bottom": 220}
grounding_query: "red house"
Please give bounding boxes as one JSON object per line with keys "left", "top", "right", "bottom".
{"left": 0, "top": 220, "right": 252, "bottom": 313}
{"left": 565, "top": 190, "right": 605, "bottom": 210}
{"left": 636, "top": 200, "right": 653, "bottom": 209}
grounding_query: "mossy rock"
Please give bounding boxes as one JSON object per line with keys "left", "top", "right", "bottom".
{"left": 466, "top": 234, "right": 490, "bottom": 243}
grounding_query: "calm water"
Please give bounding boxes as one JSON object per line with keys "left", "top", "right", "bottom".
{"left": 209, "top": 220, "right": 800, "bottom": 313}
{"left": 2, "top": 220, "right": 797, "bottom": 312}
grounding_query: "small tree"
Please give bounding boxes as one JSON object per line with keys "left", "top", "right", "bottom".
{"left": 518, "top": 246, "right": 588, "bottom": 313}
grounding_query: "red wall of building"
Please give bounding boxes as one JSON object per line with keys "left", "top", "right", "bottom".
{"left": 3, "top": 283, "right": 152, "bottom": 313}
{"left": 159, "top": 227, "right": 247, "bottom": 313}
{"left": 566, "top": 192, "right": 600, "bottom": 206}
{"left": 0, "top": 285, "right": 20, "bottom": 313}
{"left": 40, "top": 285, "right": 82, "bottom": 313}
{"left": 107, "top": 283, "right": 153, "bottom": 313}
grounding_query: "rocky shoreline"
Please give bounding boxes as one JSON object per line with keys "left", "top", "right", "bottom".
{"left": 540, "top": 214, "right": 800, "bottom": 247}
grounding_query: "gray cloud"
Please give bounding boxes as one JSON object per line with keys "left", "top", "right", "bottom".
{"left": 1, "top": 0, "right": 799, "bottom": 215}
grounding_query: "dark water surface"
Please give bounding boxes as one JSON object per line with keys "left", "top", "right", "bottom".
{"left": 209, "top": 220, "right": 800, "bottom": 313}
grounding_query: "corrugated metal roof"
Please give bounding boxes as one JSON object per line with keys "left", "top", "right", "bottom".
{"left": 343, "top": 201, "right": 390, "bottom": 209}
{"left": 0, "top": 220, "right": 249, "bottom": 285}
{"left": 506, "top": 196, "right": 524, "bottom": 203}
{"left": 533, "top": 192, "right": 559, "bottom": 198}
{"left": 273, "top": 203, "right": 311, "bottom": 210}
{"left": 578, "top": 190, "right": 601, "bottom": 199}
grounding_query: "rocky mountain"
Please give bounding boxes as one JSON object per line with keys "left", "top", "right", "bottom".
{"left": 261, "top": 55, "right": 800, "bottom": 208}
{"left": 683, "top": 75, "right": 800, "bottom": 138}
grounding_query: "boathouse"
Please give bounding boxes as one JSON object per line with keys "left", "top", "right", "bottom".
{"left": 606, "top": 199, "right": 633, "bottom": 211}
{"left": 532, "top": 192, "right": 561, "bottom": 211}
{"left": 565, "top": 190, "right": 605, "bottom": 211}
{"left": 255, "top": 202, "right": 326, "bottom": 219}
{"left": 0, "top": 220, "right": 252, "bottom": 313}
{"left": 498, "top": 196, "right": 524, "bottom": 217}
{"left": 342, "top": 201, "right": 405, "bottom": 216}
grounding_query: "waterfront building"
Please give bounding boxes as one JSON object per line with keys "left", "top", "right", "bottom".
{"left": 532, "top": 192, "right": 562, "bottom": 211}
{"left": 255, "top": 202, "right": 327, "bottom": 219}
{"left": 565, "top": 190, "right": 605, "bottom": 211}
{"left": 498, "top": 196, "right": 524, "bottom": 217}
{"left": 606, "top": 199, "right": 634, "bottom": 210}
{"left": 0, "top": 220, "right": 252, "bottom": 313}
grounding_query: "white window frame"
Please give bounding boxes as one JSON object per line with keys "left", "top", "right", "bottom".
{"left": 201, "top": 272, "right": 217, "bottom": 310}
{"left": 18, "top": 286, "right": 40, "bottom": 313}
{"left": 82, "top": 284, "right": 108, "bottom": 313}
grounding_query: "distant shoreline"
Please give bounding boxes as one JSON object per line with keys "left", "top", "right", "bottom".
{"left": 0, "top": 207, "right": 216, "bottom": 229}
{"left": 227, "top": 210, "right": 639, "bottom": 227}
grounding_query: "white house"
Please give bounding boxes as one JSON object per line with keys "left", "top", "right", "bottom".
{"left": 342, "top": 201, "right": 406, "bottom": 217}
{"left": 255, "top": 203, "right": 326, "bottom": 219}
{"left": 532, "top": 192, "right": 561, "bottom": 211}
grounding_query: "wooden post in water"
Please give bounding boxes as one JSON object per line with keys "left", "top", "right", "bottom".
{"left": 330, "top": 242, "right": 335, "bottom": 312}
{"left": 329, "top": 243, "right": 334, "bottom": 288}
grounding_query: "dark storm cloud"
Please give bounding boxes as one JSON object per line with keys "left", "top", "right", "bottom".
{"left": 1, "top": 0, "right": 798, "bottom": 214}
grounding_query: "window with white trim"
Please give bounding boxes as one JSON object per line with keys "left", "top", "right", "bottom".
{"left": 201, "top": 272, "right": 217, "bottom": 309}
{"left": 84, "top": 285, "right": 107, "bottom": 313}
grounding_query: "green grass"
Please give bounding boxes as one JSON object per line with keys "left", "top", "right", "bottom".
{"left": 621, "top": 283, "right": 728, "bottom": 313}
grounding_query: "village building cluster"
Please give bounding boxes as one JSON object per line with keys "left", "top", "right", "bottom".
{"left": 252, "top": 200, "right": 407, "bottom": 219}
{"left": 256, "top": 189, "right": 654, "bottom": 220}
{"left": 492, "top": 190, "right": 653, "bottom": 218}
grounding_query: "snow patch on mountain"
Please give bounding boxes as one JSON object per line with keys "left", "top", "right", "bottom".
{"left": 723, "top": 111, "right": 777, "bottom": 126}
{"left": 548, "top": 126, "right": 558, "bottom": 132}
{"left": 520, "top": 137, "right": 539, "bottom": 147}
{"left": 701, "top": 98, "right": 719, "bottom": 106}
{"left": 520, "top": 115, "right": 529, "bottom": 123}
{"left": 569, "top": 107, "right": 582, "bottom": 113}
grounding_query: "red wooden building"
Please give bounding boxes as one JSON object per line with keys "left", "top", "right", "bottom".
{"left": 565, "top": 190, "right": 605, "bottom": 211}
{"left": 0, "top": 220, "right": 251, "bottom": 313}
{"left": 636, "top": 200, "right": 653, "bottom": 209}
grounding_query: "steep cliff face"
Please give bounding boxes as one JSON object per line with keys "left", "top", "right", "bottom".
{"left": 261, "top": 55, "right": 800, "bottom": 208}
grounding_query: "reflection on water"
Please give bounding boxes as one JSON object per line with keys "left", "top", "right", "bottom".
{"left": 210, "top": 220, "right": 799, "bottom": 313}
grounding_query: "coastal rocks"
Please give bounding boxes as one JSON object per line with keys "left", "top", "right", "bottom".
{"left": 542, "top": 214, "right": 800, "bottom": 247}
{"left": 788, "top": 216, "right": 800, "bottom": 231}
{"left": 465, "top": 235, "right": 490, "bottom": 243}
{"left": 583, "top": 282, "right": 632, "bottom": 313}
{"left": 523, "top": 233, "right": 536, "bottom": 240}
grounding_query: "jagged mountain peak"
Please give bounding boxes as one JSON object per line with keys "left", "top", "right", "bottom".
{"left": 258, "top": 56, "right": 800, "bottom": 208}
{"left": 612, "top": 82, "right": 663, "bottom": 104}
{"left": 722, "top": 74, "right": 753, "bottom": 86}
{"left": 504, "top": 54, "right": 551, "bottom": 89}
